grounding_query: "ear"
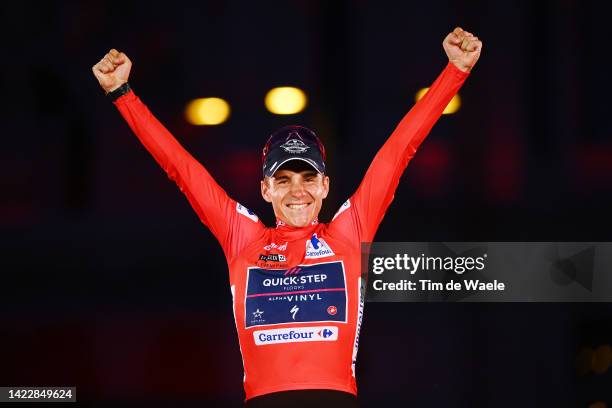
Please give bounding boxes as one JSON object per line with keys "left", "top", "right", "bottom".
{"left": 321, "top": 175, "right": 330, "bottom": 199}
{"left": 261, "top": 178, "right": 272, "bottom": 203}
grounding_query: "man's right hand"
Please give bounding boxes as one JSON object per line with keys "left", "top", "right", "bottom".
{"left": 92, "top": 49, "right": 132, "bottom": 94}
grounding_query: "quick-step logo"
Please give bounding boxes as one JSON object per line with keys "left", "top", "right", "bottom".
{"left": 245, "top": 261, "right": 347, "bottom": 328}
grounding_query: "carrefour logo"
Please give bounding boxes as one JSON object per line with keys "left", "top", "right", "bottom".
{"left": 254, "top": 326, "right": 338, "bottom": 345}
{"left": 320, "top": 328, "right": 334, "bottom": 338}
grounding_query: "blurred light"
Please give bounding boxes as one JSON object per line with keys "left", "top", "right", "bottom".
{"left": 588, "top": 402, "right": 607, "bottom": 408}
{"left": 591, "top": 344, "right": 611, "bottom": 374}
{"left": 265, "top": 87, "right": 307, "bottom": 115}
{"left": 415, "top": 88, "right": 461, "bottom": 114}
{"left": 185, "top": 98, "right": 230, "bottom": 125}
{"left": 576, "top": 347, "right": 594, "bottom": 376}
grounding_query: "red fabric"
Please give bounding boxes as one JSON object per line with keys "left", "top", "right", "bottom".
{"left": 113, "top": 62, "right": 468, "bottom": 400}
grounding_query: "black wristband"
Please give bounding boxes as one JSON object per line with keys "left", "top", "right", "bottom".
{"left": 106, "top": 82, "right": 131, "bottom": 101}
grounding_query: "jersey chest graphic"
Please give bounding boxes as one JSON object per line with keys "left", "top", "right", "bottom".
{"left": 245, "top": 261, "right": 347, "bottom": 328}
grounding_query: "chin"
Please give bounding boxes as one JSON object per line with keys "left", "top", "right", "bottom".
{"left": 283, "top": 213, "right": 314, "bottom": 227}
{"left": 288, "top": 218, "right": 310, "bottom": 227}
{"left": 278, "top": 206, "right": 320, "bottom": 227}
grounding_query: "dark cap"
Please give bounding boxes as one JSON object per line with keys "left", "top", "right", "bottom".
{"left": 262, "top": 125, "right": 326, "bottom": 178}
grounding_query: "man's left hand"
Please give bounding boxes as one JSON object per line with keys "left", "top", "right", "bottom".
{"left": 443, "top": 27, "right": 483, "bottom": 72}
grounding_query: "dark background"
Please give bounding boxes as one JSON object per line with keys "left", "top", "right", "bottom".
{"left": 1, "top": 0, "right": 611, "bottom": 406}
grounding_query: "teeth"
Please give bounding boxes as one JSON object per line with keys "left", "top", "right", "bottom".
{"left": 287, "top": 203, "right": 308, "bottom": 209}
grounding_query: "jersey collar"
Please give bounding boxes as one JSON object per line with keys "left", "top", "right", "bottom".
{"left": 276, "top": 218, "right": 319, "bottom": 228}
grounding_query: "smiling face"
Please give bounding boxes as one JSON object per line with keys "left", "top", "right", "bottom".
{"left": 261, "top": 162, "right": 330, "bottom": 227}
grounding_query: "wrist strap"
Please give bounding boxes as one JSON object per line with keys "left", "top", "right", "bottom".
{"left": 106, "top": 82, "right": 131, "bottom": 101}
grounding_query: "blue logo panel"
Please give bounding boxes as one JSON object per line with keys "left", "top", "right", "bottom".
{"left": 245, "top": 261, "right": 347, "bottom": 328}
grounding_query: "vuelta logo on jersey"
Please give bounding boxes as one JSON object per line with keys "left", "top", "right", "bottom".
{"left": 305, "top": 233, "right": 335, "bottom": 259}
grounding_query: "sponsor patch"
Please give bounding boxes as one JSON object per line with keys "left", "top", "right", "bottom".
{"left": 236, "top": 203, "right": 258, "bottom": 223}
{"left": 332, "top": 199, "right": 351, "bottom": 221}
{"left": 245, "top": 261, "right": 347, "bottom": 328}
{"left": 264, "top": 242, "right": 288, "bottom": 251}
{"left": 250, "top": 308, "right": 265, "bottom": 325}
{"left": 305, "top": 233, "right": 335, "bottom": 259}
{"left": 259, "top": 254, "right": 286, "bottom": 262}
{"left": 254, "top": 326, "right": 338, "bottom": 345}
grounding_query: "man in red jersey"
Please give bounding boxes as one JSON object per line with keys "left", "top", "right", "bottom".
{"left": 93, "top": 27, "right": 482, "bottom": 407}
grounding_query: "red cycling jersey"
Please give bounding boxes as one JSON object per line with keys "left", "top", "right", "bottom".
{"left": 113, "top": 62, "right": 468, "bottom": 400}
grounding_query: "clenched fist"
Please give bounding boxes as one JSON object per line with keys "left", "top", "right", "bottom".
{"left": 443, "top": 27, "right": 482, "bottom": 72}
{"left": 92, "top": 49, "right": 132, "bottom": 93}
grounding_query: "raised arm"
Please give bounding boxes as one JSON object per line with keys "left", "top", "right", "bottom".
{"left": 92, "top": 50, "right": 265, "bottom": 260}
{"left": 330, "top": 28, "right": 482, "bottom": 243}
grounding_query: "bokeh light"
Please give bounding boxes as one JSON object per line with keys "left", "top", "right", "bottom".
{"left": 591, "top": 344, "right": 612, "bottom": 374}
{"left": 265, "top": 87, "right": 307, "bottom": 115}
{"left": 415, "top": 87, "right": 461, "bottom": 114}
{"left": 185, "top": 97, "right": 230, "bottom": 125}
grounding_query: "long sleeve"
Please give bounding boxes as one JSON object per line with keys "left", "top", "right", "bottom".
{"left": 113, "top": 91, "right": 265, "bottom": 261}
{"left": 330, "top": 62, "right": 469, "bottom": 243}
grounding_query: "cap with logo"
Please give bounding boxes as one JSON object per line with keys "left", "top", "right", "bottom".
{"left": 262, "top": 125, "right": 326, "bottom": 178}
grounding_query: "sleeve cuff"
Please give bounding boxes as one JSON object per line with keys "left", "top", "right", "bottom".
{"left": 107, "top": 82, "right": 132, "bottom": 102}
{"left": 111, "top": 88, "right": 137, "bottom": 106}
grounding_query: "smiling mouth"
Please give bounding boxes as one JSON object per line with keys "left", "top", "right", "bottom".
{"left": 285, "top": 203, "right": 311, "bottom": 210}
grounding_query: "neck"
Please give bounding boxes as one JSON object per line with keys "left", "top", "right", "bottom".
{"left": 276, "top": 218, "right": 318, "bottom": 228}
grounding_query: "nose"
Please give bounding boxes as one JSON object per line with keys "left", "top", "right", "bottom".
{"left": 289, "top": 179, "right": 307, "bottom": 197}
